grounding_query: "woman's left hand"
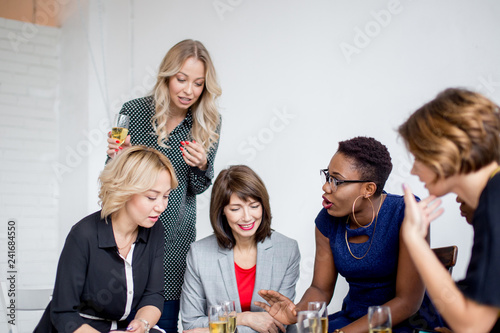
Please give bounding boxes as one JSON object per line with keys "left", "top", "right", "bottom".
{"left": 181, "top": 140, "right": 208, "bottom": 170}
{"left": 110, "top": 319, "right": 147, "bottom": 333}
{"left": 402, "top": 184, "right": 444, "bottom": 241}
{"left": 182, "top": 328, "right": 209, "bottom": 333}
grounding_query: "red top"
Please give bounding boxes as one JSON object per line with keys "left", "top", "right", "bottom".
{"left": 234, "top": 262, "right": 256, "bottom": 312}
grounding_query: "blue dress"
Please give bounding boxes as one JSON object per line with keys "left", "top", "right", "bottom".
{"left": 316, "top": 193, "right": 440, "bottom": 332}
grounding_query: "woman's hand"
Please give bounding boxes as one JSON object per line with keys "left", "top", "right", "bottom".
{"left": 181, "top": 140, "right": 207, "bottom": 170}
{"left": 254, "top": 290, "right": 298, "bottom": 325}
{"left": 238, "top": 311, "right": 286, "bottom": 333}
{"left": 402, "top": 184, "right": 444, "bottom": 241}
{"left": 112, "top": 318, "right": 148, "bottom": 333}
{"left": 107, "top": 133, "right": 131, "bottom": 159}
{"left": 182, "top": 328, "right": 209, "bottom": 333}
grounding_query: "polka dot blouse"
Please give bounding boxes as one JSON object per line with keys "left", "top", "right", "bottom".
{"left": 117, "top": 96, "right": 220, "bottom": 300}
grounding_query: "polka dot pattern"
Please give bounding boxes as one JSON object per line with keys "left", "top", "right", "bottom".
{"left": 119, "top": 96, "right": 220, "bottom": 300}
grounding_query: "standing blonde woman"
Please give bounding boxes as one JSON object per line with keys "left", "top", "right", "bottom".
{"left": 106, "top": 39, "right": 222, "bottom": 332}
{"left": 36, "top": 146, "right": 177, "bottom": 332}
{"left": 399, "top": 88, "right": 500, "bottom": 332}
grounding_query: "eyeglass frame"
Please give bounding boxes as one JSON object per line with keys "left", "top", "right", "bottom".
{"left": 320, "top": 169, "right": 373, "bottom": 192}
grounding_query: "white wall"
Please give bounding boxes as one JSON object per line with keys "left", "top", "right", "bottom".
{"left": 67, "top": 0, "right": 499, "bottom": 313}
{"left": 2, "top": 1, "right": 499, "bottom": 330}
{"left": 0, "top": 16, "right": 60, "bottom": 332}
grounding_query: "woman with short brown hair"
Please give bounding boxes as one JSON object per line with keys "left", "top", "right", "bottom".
{"left": 399, "top": 88, "right": 500, "bottom": 332}
{"left": 180, "top": 165, "right": 300, "bottom": 333}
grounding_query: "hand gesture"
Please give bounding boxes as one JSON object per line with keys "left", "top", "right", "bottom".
{"left": 181, "top": 140, "right": 208, "bottom": 170}
{"left": 240, "top": 311, "right": 286, "bottom": 333}
{"left": 254, "top": 290, "right": 298, "bottom": 325}
{"left": 107, "top": 133, "right": 131, "bottom": 159}
{"left": 402, "top": 184, "right": 444, "bottom": 242}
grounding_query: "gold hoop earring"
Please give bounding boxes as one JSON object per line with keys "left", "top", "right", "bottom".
{"left": 351, "top": 195, "right": 375, "bottom": 228}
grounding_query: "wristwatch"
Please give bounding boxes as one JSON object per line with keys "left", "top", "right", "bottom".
{"left": 136, "top": 318, "right": 150, "bottom": 333}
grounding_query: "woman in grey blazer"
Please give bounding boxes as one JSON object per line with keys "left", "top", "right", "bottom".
{"left": 180, "top": 165, "right": 300, "bottom": 333}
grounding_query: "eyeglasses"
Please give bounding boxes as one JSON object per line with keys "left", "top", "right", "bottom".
{"left": 320, "top": 169, "right": 372, "bottom": 192}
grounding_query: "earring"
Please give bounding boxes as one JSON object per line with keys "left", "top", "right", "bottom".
{"left": 351, "top": 195, "right": 375, "bottom": 228}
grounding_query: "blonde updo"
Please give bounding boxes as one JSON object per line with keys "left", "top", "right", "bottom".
{"left": 99, "top": 146, "right": 178, "bottom": 219}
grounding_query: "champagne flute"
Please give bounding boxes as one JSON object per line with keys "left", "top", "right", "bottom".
{"left": 308, "top": 302, "right": 328, "bottom": 333}
{"left": 368, "top": 306, "right": 392, "bottom": 333}
{"left": 297, "top": 310, "right": 320, "bottom": 333}
{"left": 220, "top": 300, "right": 237, "bottom": 333}
{"left": 111, "top": 114, "right": 130, "bottom": 157}
{"left": 209, "top": 305, "right": 227, "bottom": 333}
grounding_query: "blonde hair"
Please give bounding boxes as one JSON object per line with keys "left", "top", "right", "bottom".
{"left": 398, "top": 88, "right": 500, "bottom": 179}
{"left": 152, "top": 39, "right": 221, "bottom": 151}
{"left": 99, "top": 146, "right": 178, "bottom": 219}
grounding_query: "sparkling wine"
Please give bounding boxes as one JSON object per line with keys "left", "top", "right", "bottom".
{"left": 219, "top": 316, "right": 236, "bottom": 333}
{"left": 210, "top": 321, "right": 228, "bottom": 333}
{"left": 111, "top": 127, "right": 128, "bottom": 145}
{"left": 320, "top": 317, "right": 328, "bottom": 333}
{"left": 369, "top": 328, "right": 392, "bottom": 333}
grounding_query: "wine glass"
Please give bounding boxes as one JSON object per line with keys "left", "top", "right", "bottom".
{"left": 368, "top": 306, "right": 392, "bottom": 333}
{"left": 208, "top": 304, "right": 227, "bottom": 333}
{"left": 111, "top": 114, "right": 130, "bottom": 157}
{"left": 308, "top": 302, "right": 328, "bottom": 333}
{"left": 297, "top": 310, "right": 320, "bottom": 333}
{"left": 220, "top": 300, "right": 237, "bottom": 333}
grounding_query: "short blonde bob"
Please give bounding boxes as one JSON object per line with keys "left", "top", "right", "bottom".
{"left": 99, "top": 146, "right": 178, "bottom": 219}
{"left": 152, "top": 39, "right": 221, "bottom": 151}
{"left": 399, "top": 88, "right": 500, "bottom": 179}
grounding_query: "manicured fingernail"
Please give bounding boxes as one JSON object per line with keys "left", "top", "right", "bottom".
{"left": 180, "top": 147, "right": 184, "bottom": 151}
{"left": 181, "top": 141, "right": 185, "bottom": 145}
{"left": 127, "top": 326, "right": 133, "bottom": 331}
{"left": 116, "top": 140, "right": 120, "bottom": 143}
{"left": 119, "top": 146, "right": 123, "bottom": 150}
{"left": 115, "top": 149, "right": 118, "bottom": 152}
{"left": 193, "top": 140, "right": 196, "bottom": 143}
{"left": 108, "top": 131, "right": 111, "bottom": 136}
{"left": 402, "top": 183, "right": 407, "bottom": 190}
{"left": 186, "top": 141, "right": 189, "bottom": 145}
{"left": 182, "top": 153, "right": 185, "bottom": 156}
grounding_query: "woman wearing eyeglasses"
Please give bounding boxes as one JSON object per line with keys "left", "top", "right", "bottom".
{"left": 257, "top": 136, "right": 434, "bottom": 332}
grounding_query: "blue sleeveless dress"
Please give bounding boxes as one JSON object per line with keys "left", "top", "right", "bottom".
{"left": 316, "top": 193, "right": 442, "bottom": 332}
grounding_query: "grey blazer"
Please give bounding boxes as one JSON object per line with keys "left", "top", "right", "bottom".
{"left": 180, "top": 231, "right": 300, "bottom": 333}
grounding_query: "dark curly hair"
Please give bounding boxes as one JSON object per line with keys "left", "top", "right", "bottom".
{"left": 337, "top": 136, "right": 392, "bottom": 196}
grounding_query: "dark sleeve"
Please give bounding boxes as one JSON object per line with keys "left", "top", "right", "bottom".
{"left": 50, "top": 229, "right": 89, "bottom": 332}
{"left": 137, "top": 223, "right": 166, "bottom": 311}
{"left": 459, "top": 177, "right": 500, "bottom": 308}
{"left": 187, "top": 118, "right": 221, "bottom": 195}
{"left": 315, "top": 208, "right": 333, "bottom": 238}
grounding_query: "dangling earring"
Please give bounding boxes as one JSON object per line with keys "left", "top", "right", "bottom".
{"left": 351, "top": 195, "right": 375, "bottom": 228}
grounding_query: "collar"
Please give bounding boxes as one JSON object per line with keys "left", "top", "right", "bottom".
{"left": 97, "top": 214, "right": 149, "bottom": 249}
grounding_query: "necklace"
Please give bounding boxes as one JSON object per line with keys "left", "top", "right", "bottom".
{"left": 117, "top": 232, "right": 137, "bottom": 251}
{"left": 345, "top": 194, "right": 385, "bottom": 260}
